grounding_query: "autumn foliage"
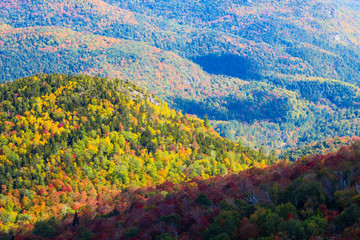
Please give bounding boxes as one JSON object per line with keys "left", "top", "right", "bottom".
{"left": 0, "top": 74, "right": 275, "bottom": 237}
{"left": 8, "top": 137, "right": 360, "bottom": 239}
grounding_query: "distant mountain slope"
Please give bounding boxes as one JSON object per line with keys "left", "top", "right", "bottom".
{"left": 281, "top": 135, "right": 360, "bottom": 161}
{"left": 0, "top": 0, "right": 137, "bottom": 28}
{"left": 0, "top": 25, "right": 208, "bottom": 93}
{"left": 6, "top": 0, "right": 360, "bottom": 84}
{"left": 110, "top": 0, "right": 360, "bottom": 84}
{"left": 0, "top": 74, "right": 273, "bottom": 234}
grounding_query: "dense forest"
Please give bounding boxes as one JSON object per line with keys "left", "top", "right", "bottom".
{"left": 280, "top": 136, "right": 360, "bottom": 161}
{"left": 0, "top": 74, "right": 275, "bottom": 235}
{"left": 6, "top": 135, "right": 360, "bottom": 239}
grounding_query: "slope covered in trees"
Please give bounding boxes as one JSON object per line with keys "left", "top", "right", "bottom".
{"left": 2, "top": 0, "right": 360, "bottom": 153}
{"left": 0, "top": 25, "right": 210, "bottom": 95}
{"left": 8, "top": 139, "right": 360, "bottom": 239}
{"left": 109, "top": 0, "right": 360, "bottom": 83}
{"left": 281, "top": 136, "right": 360, "bottom": 161}
{"left": 0, "top": 74, "right": 274, "bottom": 234}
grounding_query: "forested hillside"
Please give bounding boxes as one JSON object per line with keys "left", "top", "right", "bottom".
{"left": 8, "top": 138, "right": 360, "bottom": 239}
{"left": 0, "top": 74, "right": 273, "bottom": 235}
{"left": 2, "top": 0, "right": 360, "bottom": 152}
{"left": 281, "top": 135, "right": 360, "bottom": 161}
